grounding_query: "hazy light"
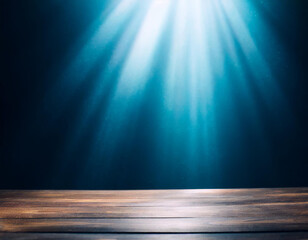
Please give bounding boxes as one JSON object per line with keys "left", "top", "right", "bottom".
{"left": 50, "top": 0, "right": 289, "bottom": 185}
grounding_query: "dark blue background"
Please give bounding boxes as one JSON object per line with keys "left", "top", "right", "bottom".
{"left": 1, "top": 0, "right": 307, "bottom": 189}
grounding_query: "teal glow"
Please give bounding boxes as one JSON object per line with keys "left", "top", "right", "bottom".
{"left": 48, "top": 0, "right": 292, "bottom": 186}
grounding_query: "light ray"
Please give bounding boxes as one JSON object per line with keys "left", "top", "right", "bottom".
{"left": 80, "top": 0, "right": 172, "bottom": 168}
{"left": 220, "top": 0, "right": 286, "bottom": 107}
{"left": 46, "top": 0, "right": 294, "bottom": 186}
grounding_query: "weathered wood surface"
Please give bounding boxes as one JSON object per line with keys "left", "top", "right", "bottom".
{"left": 1, "top": 233, "right": 308, "bottom": 240}
{"left": 2, "top": 218, "right": 308, "bottom": 233}
{"left": 0, "top": 188, "right": 308, "bottom": 239}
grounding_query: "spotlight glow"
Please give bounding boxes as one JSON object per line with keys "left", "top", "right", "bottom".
{"left": 49, "top": 0, "right": 290, "bottom": 185}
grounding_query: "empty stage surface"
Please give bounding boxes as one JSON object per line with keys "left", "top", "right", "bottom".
{"left": 0, "top": 188, "right": 308, "bottom": 239}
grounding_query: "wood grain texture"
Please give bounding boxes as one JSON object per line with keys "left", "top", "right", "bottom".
{"left": 1, "top": 203, "right": 307, "bottom": 218}
{"left": 0, "top": 188, "right": 307, "bottom": 239}
{"left": 1, "top": 218, "right": 308, "bottom": 233}
{"left": 1, "top": 233, "right": 308, "bottom": 240}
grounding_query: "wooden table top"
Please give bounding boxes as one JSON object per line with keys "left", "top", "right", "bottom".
{"left": 0, "top": 188, "right": 308, "bottom": 239}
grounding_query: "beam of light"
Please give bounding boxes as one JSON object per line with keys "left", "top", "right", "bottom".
{"left": 220, "top": 0, "right": 287, "bottom": 107}
{"left": 47, "top": 0, "right": 145, "bottom": 176}
{"left": 89, "top": 0, "right": 171, "bottom": 162}
{"left": 113, "top": 0, "right": 171, "bottom": 97}
{"left": 77, "top": 0, "right": 172, "bottom": 172}
{"left": 215, "top": 0, "right": 291, "bottom": 156}
{"left": 209, "top": 0, "right": 273, "bottom": 158}
{"left": 46, "top": 0, "right": 293, "bottom": 186}
{"left": 159, "top": 0, "right": 218, "bottom": 175}
{"left": 64, "top": 0, "right": 140, "bottom": 81}
{"left": 42, "top": 0, "right": 140, "bottom": 125}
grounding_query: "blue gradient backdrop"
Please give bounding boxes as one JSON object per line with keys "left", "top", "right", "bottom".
{"left": 1, "top": 0, "right": 307, "bottom": 189}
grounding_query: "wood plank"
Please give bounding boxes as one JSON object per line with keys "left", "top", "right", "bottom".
{"left": 2, "top": 195, "right": 308, "bottom": 206}
{"left": 1, "top": 188, "right": 308, "bottom": 200}
{"left": 1, "top": 189, "right": 307, "bottom": 208}
{"left": 1, "top": 189, "right": 307, "bottom": 234}
{"left": 1, "top": 203, "right": 308, "bottom": 218}
{"left": 1, "top": 218, "right": 308, "bottom": 233}
{"left": 1, "top": 232, "right": 308, "bottom": 240}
